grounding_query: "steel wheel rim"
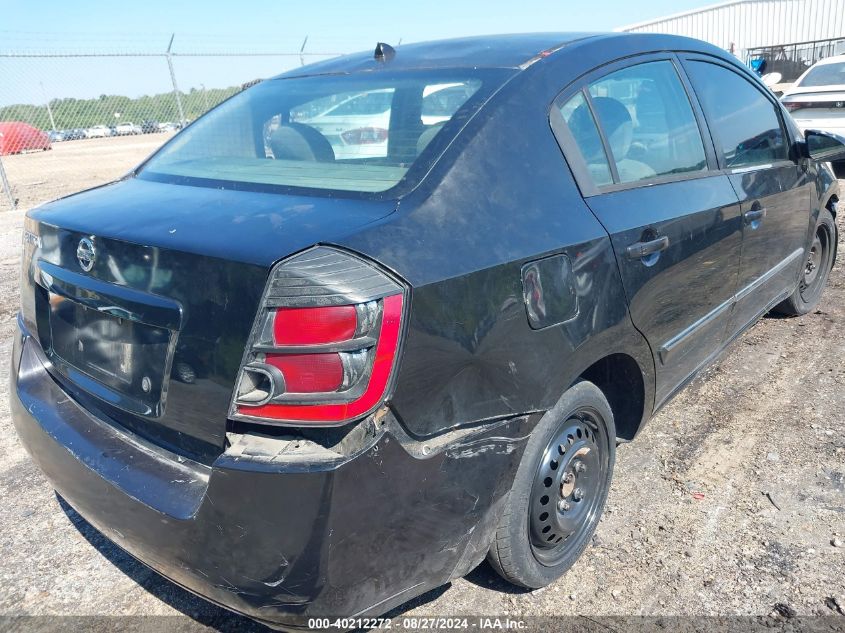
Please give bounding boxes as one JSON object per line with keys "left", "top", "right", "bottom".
{"left": 803, "top": 235, "right": 822, "bottom": 288}
{"left": 528, "top": 408, "right": 608, "bottom": 566}
{"left": 800, "top": 225, "right": 830, "bottom": 302}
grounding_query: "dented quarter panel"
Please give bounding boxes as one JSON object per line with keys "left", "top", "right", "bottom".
{"left": 339, "top": 45, "right": 657, "bottom": 436}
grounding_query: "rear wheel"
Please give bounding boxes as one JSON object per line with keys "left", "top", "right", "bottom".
{"left": 487, "top": 381, "right": 615, "bottom": 588}
{"left": 774, "top": 208, "right": 836, "bottom": 316}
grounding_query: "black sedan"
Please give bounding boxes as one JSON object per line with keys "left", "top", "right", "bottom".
{"left": 11, "top": 33, "right": 839, "bottom": 627}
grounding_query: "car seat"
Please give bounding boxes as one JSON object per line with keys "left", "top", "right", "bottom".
{"left": 417, "top": 123, "right": 446, "bottom": 155}
{"left": 589, "top": 96, "right": 656, "bottom": 182}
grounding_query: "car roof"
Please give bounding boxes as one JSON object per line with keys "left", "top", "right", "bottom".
{"left": 276, "top": 33, "right": 601, "bottom": 78}
{"left": 809, "top": 54, "right": 845, "bottom": 67}
{"left": 274, "top": 32, "right": 734, "bottom": 80}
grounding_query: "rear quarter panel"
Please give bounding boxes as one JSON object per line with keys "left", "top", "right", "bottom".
{"left": 338, "top": 60, "right": 655, "bottom": 437}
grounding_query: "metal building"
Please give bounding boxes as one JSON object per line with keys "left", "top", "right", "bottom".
{"left": 617, "top": 0, "right": 845, "bottom": 81}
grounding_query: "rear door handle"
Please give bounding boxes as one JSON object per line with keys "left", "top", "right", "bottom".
{"left": 626, "top": 236, "right": 670, "bottom": 260}
{"left": 744, "top": 208, "right": 767, "bottom": 224}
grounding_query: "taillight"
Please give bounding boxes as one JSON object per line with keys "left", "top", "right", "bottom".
{"left": 783, "top": 101, "right": 802, "bottom": 112}
{"left": 340, "top": 127, "right": 388, "bottom": 145}
{"left": 230, "top": 246, "right": 406, "bottom": 425}
{"left": 272, "top": 305, "right": 357, "bottom": 345}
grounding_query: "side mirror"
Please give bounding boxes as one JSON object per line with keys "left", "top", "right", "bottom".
{"left": 805, "top": 129, "right": 845, "bottom": 162}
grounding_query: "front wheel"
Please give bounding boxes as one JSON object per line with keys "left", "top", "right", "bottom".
{"left": 487, "top": 381, "right": 615, "bottom": 588}
{"left": 774, "top": 208, "right": 836, "bottom": 316}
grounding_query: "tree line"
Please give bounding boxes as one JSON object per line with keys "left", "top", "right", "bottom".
{"left": 0, "top": 85, "right": 240, "bottom": 130}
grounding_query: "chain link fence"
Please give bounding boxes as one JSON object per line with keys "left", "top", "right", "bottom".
{"left": 0, "top": 36, "right": 343, "bottom": 210}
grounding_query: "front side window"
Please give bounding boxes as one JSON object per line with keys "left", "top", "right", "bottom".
{"left": 140, "top": 72, "right": 491, "bottom": 194}
{"left": 587, "top": 60, "right": 708, "bottom": 184}
{"left": 685, "top": 61, "right": 787, "bottom": 168}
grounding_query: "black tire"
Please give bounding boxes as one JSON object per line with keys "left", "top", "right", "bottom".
{"left": 774, "top": 208, "right": 836, "bottom": 316}
{"left": 487, "top": 381, "right": 615, "bottom": 588}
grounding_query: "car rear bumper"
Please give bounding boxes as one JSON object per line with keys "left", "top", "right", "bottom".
{"left": 10, "top": 318, "right": 535, "bottom": 628}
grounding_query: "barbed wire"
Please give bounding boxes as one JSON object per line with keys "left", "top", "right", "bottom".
{"left": 0, "top": 31, "right": 390, "bottom": 56}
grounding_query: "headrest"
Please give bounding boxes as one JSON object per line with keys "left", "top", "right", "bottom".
{"left": 269, "top": 122, "right": 335, "bottom": 162}
{"left": 590, "top": 97, "right": 633, "bottom": 161}
{"left": 417, "top": 123, "right": 445, "bottom": 154}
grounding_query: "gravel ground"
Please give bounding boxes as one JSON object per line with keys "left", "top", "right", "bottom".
{"left": 1, "top": 134, "right": 173, "bottom": 210}
{"left": 0, "top": 142, "right": 843, "bottom": 630}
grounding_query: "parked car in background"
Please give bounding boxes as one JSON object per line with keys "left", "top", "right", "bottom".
{"left": 782, "top": 55, "right": 845, "bottom": 136}
{"left": 86, "top": 125, "right": 111, "bottom": 138}
{"left": 295, "top": 83, "right": 480, "bottom": 160}
{"left": 11, "top": 34, "right": 840, "bottom": 628}
{"left": 0, "top": 122, "right": 51, "bottom": 155}
{"left": 296, "top": 88, "right": 392, "bottom": 159}
{"left": 62, "top": 128, "right": 87, "bottom": 141}
{"left": 141, "top": 120, "right": 161, "bottom": 134}
{"left": 114, "top": 121, "right": 141, "bottom": 135}
{"left": 47, "top": 130, "right": 65, "bottom": 143}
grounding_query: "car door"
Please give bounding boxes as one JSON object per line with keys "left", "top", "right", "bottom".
{"left": 682, "top": 57, "right": 813, "bottom": 336}
{"left": 550, "top": 54, "right": 743, "bottom": 407}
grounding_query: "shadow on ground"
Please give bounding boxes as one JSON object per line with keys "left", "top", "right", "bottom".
{"left": 58, "top": 494, "right": 269, "bottom": 632}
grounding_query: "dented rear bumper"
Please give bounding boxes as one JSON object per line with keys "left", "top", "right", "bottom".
{"left": 10, "top": 319, "right": 536, "bottom": 628}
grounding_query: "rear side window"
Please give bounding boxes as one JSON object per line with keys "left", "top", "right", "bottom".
{"left": 139, "top": 72, "right": 493, "bottom": 195}
{"left": 557, "top": 92, "right": 613, "bottom": 187}
{"left": 587, "top": 60, "right": 707, "bottom": 184}
{"left": 685, "top": 61, "right": 787, "bottom": 168}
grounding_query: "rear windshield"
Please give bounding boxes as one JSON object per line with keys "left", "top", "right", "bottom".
{"left": 798, "top": 61, "right": 845, "bottom": 87}
{"left": 139, "top": 69, "right": 505, "bottom": 196}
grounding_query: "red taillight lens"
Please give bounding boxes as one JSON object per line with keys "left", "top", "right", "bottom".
{"left": 245, "top": 294, "right": 403, "bottom": 422}
{"left": 340, "top": 127, "right": 388, "bottom": 145}
{"left": 265, "top": 353, "right": 344, "bottom": 392}
{"left": 783, "top": 101, "right": 801, "bottom": 112}
{"left": 231, "top": 247, "right": 406, "bottom": 426}
{"left": 273, "top": 305, "right": 357, "bottom": 345}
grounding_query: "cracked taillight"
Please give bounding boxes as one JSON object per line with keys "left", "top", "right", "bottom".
{"left": 230, "top": 246, "right": 406, "bottom": 425}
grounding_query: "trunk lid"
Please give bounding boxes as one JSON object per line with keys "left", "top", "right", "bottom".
{"left": 21, "top": 178, "right": 395, "bottom": 462}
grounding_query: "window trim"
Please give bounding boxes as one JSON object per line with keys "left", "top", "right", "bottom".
{"left": 582, "top": 87, "right": 621, "bottom": 185}
{"left": 549, "top": 53, "right": 719, "bottom": 198}
{"left": 549, "top": 100, "right": 605, "bottom": 197}
{"left": 677, "top": 54, "right": 795, "bottom": 174}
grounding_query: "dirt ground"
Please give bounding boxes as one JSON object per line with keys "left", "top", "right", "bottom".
{"left": 1, "top": 133, "right": 174, "bottom": 210}
{"left": 0, "top": 140, "right": 843, "bottom": 630}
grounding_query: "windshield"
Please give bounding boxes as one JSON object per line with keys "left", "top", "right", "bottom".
{"left": 798, "top": 61, "right": 845, "bottom": 87}
{"left": 139, "top": 70, "right": 501, "bottom": 195}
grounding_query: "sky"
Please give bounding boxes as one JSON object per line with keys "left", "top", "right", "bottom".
{"left": 0, "top": 0, "right": 710, "bottom": 105}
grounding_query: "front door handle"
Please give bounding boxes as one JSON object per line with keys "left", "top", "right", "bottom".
{"left": 626, "top": 236, "right": 670, "bottom": 260}
{"left": 744, "top": 208, "right": 767, "bottom": 224}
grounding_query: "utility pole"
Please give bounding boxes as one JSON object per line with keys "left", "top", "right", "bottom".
{"left": 166, "top": 34, "right": 186, "bottom": 126}
{"left": 299, "top": 35, "right": 308, "bottom": 66}
{"left": 40, "top": 82, "right": 57, "bottom": 131}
